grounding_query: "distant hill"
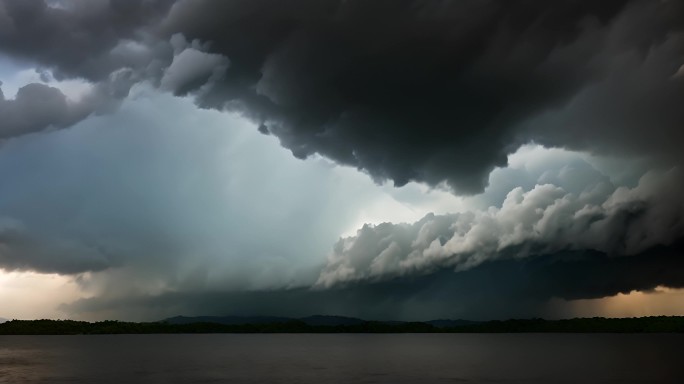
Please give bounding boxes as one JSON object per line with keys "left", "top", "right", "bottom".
{"left": 0, "top": 318, "right": 7, "bottom": 324}
{"left": 162, "top": 315, "right": 468, "bottom": 327}
{"left": 426, "top": 319, "right": 480, "bottom": 328}
{"left": 299, "top": 315, "right": 366, "bottom": 326}
{"left": 163, "top": 315, "right": 378, "bottom": 326}
{"left": 164, "top": 315, "right": 293, "bottom": 325}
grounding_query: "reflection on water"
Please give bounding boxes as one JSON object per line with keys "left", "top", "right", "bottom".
{"left": 0, "top": 333, "right": 682, "bottom": 383}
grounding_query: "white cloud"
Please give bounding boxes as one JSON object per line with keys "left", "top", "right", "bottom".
{"left": 316, "top": 147, "right": 684, "bottom": 288}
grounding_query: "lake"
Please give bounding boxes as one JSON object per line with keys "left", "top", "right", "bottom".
{"left": 1, "top": 333, "right": 682, "bottom": 383}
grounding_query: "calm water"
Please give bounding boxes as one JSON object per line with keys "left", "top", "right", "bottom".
{"left": 0, "top": 333, "right": 682, "bottom": 383}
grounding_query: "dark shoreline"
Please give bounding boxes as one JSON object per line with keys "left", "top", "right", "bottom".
{"left": 2, "top": 316, "right": 684, "bottom": 335}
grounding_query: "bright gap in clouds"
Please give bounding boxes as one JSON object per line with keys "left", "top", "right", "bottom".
{"left": 0, "top": 271, "right": 80, "bottom": 319}
{"left": 0, "top": 60, "right": 92, "bottom": 101}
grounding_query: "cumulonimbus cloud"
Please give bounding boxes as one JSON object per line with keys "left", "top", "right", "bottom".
{"left": 1, "top": 1, "right": 684, "bottom": 320}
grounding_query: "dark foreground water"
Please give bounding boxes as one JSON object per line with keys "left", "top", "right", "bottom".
{"left": 1, "top": 333, "right": 682, "bottom": 383}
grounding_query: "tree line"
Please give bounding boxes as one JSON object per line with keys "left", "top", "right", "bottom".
{"left": 1, "top": 316, "right": 684, "bottom": 335}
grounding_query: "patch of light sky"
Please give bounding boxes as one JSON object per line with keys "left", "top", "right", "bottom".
{"left": 0, "top": 56, "right": 93, "bottom": 101}
{"left": 0, "top": 271, "right": 81, "bottom": 319}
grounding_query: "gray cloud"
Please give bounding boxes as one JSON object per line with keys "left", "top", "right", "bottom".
{"left": 0, "top": 0, "right": 173, "bottom": 139}
{"left": 0, "top": 83, "right": 79, "bottom": 138}
{"left": 317, "top": 165, "right": 684, "bottom": 287}
{"left": 0, "top": 69, "right": 137, "bottom": 138}
{"left": 159, "top": 34, "right": 229, "bottom": 95}
{"left": 1, "top": 0, "right": 682, "bottom": 193}
{"left": 0, "top": 0, "right": 172, "bottom": 81}
{"left": 525, "top": 1, "right": 684, "bottom": 165}
{"left": 158, "top": 0, "right": 684, "bottom": 193}
{"left": 0, "top": 216, "right": 112, "bottom": 273}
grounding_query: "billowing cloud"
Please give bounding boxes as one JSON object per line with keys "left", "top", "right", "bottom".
{"left": 0, "top": 69, "right": 136, "bottom": 138}
{"left": 1, "top": 0, "right": 682, "bottom": 192}
{"left": 0, "top": 0, "right": 173, "bottom": 138}
{"left": 159, "top": 34, "right": 229, "bottom": 95}
{"left": 0, "top": 0, "right": 172, "bottom": 81}
{"left": 0, "top": 82, "right": 80, "bottom": 138}
{"left": 317, "top": 168, "right": 684, "bottom": 287}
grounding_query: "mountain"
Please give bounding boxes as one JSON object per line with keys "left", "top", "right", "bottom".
{"left": 0, "top": 318, "right": 7, "bottom": 324}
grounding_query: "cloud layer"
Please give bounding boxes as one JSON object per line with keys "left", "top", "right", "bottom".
{"left": 1, "top": 0, "right": 683, "bottom": 192}
{"left": 64, "top": 242, "right": 684, "bottom": 321}
{"left": 317, "top": 167, "right": 684, "bottom": 287}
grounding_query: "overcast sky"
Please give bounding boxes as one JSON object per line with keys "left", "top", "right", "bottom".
{"left": 1, "top": 0, "right": 683, "bottom": 321}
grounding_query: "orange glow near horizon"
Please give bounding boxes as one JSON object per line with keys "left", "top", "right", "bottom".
{"left": 3, "top": 269, "right": 684, "bottom": 320}
{"left": 547, "top": 286, "right": 684, "bottom": 319}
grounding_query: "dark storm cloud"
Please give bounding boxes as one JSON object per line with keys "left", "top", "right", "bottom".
{"left": 0, "top": 0, "right": 174, "bottom": 138}
{"left": 0, "top": 83, "right": 81, "bottom": 138}
{"left": 525, "top": 1, "right": 684, "bottom": 165}
{"left": 158, "top": 0, "right": 684, "bottom": 193}
{"left": 0, "top": 0, "right": 173, "bottom": 81}
{"left": 1, "top": 0, "right": 683, "bottom": 192}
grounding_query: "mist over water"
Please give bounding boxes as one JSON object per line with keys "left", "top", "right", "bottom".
{"left": 0, "top": 334, "right": 681, "bottom": 383}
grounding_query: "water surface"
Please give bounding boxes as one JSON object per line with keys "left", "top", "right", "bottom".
{"left": 1, "top": 333, "right": 681, "bottom": 383}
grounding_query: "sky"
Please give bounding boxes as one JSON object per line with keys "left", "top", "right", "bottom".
{"left": 0, "top": 0, "right": 683, "bottom": 321}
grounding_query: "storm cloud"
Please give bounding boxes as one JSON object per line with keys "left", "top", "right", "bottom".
{"left": 1, "top": 0, "right": 684, "bottom": 320}
{"left": 0, "top": 0, "right": 682, "bottom": 192}
{"left": 0, "top": 71, "right": 136, "bottom": 138}
{"left": 0, "top": 0, "right": 170, "bottom": 137}
{"left": 158, "top": 0, "right": 684, "bottom": 192}
{"left": 0, "top": 0, "right": 172, "bottom": 82}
